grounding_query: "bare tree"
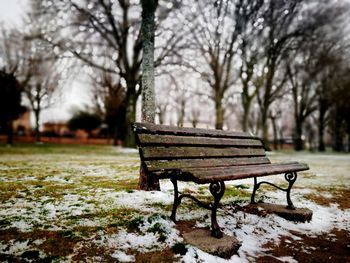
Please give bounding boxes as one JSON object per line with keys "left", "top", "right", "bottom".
{"left": 156, "top": 103, "right": 167, "bottom": 125}
{"left": 186, "top": 0, "right": 263, "bottom": 130}
{"left": 256, "top": 0, "right": 347, "bottom": 144}
{"left": 256, "top": 1, "right": 304, "bottom": 144}
{"left": 286, "top": 49, "right": 318, "bottom": 151}
{"left": 0, "top": 70, "right": 24, "bottom": 145}
{"left": 90, "top": 71, "right": 125, "bottom": 144}
{"left": 21, "top": 5, "right": 64, "bottom": 143}
{"left": 237, "top": 1, "right": 264, "bottom": 132}
{"left": 37, "top": 0, "right": 186, "bottom": 147}
{"left": 190, "top": 107, "right": 201, "bottom": 128}
{"left": 24, "top": 61, "right": 61, "bottom": 142}
{"left": 141, "top": 0, "right": 157, "bottom": 123}
{"left": 0, "top": 27, "right": 22, "bottom": 75}
{"left": 268, "top": 106, "right": 282, "bottom": 150}
{"left": 315, "top": 43, "right": 349, "bottom": 152}
{"left": 1, "top": 20, "right": 61, "bottom": 143}
{"left": 328, "top": 67, "right": 350, "bottom": 152}
{"left": 139, "top": 0, "right": 159, "bottom": 191}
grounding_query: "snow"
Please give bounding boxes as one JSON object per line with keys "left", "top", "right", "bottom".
{"left": 111, "top": 251, "right": 135, "bottom": 262}
{"left": 0, "top": 150, "right": 349, "bottom": 261}
{"left": 112, "top": 146, "right": 139, "bottom": 154}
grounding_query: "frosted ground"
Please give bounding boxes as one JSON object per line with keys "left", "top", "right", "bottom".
{"left": 0, "top": 145, "right": 349, "bottom": 262}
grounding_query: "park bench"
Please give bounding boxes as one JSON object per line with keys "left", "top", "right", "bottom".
{"left": 132, "top": 122, "right": 309, "bottom": 238}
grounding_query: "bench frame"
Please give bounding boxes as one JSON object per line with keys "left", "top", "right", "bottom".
{"left": 133, "top": 122, "right": 308, "bottom": 238}
{"left": 168, "top": 171, "right": 297, "bottom": 238}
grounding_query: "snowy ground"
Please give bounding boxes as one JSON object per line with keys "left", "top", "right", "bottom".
{"left": 0, "top": 145, "right": 349, "bottom": 262}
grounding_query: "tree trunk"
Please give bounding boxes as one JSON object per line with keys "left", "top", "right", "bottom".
{"left": 241, "top": 86, "right": 252, "bottom": 132}
{"left": 139, "top": 164, "right": 160, "bottom": 191}
{"left": 177, "top": 101, "right": 185, "bottom": 127}
{"left": 318, "top": 108, "right": 326, "bottom": 151}
{"left": 270, "top": 116, "right": 278, "bottom": 150}
{"left": 141, "top": 0, "right": 157, "bottom": 123}
{"left": 6, "top": 118, "right": 13, "bottom": 145}
{"left": 347, "top": 124, "right": 350, "bottom": 153}
{"left": 242, "top": 108, "right": 249, "bottom": 132}
{"left": 34, "top": 109, "right": 41, "bottom": 143}
{"left": 279, "top": 129, "right": 284, "bottom": 149}
{"left": 333, "top": 113, "right": 343, "bottom": 152}
{"left": 215, "top": 98, "right": 224, "bottom": 130}
{"left": 294, "top": 121, "right": 303, "bottom": 151}
{"left": 260, "top": 108, "right": 269, "bottom": 149}
{"left": 124, "top": 91, "right": 137, "bottom": 148}
{"left": 139, "top": 0, "right": 159, "bottom": 191}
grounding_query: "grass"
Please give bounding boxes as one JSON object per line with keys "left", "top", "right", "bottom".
{"left": 1, "top": 144, "right": 349, "bottom": 262}
{"left": 0, "top": 143, "right": 120, "bottom": 155}
{"left": 0, "top": 144, "right": 146, "bottom": 261}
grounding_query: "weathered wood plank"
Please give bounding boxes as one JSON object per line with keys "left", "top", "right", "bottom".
{"left": 142, "top": 146, "right": 266, "bottom": 159}
{"left": 185, "top": 162, "right": 310, "bottom": 183}
{"left": 137, "top": 134, "right": 263, "bottom": 147}
{"left": 133, "top": 122, "right": 256, "bottom": 139}
{"left": 145, "top": 157, "right": 271, "bottom": 171}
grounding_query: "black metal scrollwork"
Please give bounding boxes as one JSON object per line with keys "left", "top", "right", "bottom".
{"left": 285, "top": 172, "right": 297, "bottom": 210}
{"left": 209, "top": 181, "right": 225, "bottom": 238}
{"left": 285, "top": 172, "right": 297, "bottom": 183}
{"left": 209, "top": 181, "right": 225, "bottom": 199}
{"left": 170, "top": 178, "right": 226, "bottom": 239}
{"left": 251, "top": 172, "right": 298, "bottom": 210}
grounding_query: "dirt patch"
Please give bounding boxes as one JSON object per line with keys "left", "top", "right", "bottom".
{"left": 174, "top": 220, "right": 198, "bottom": 235}
{"left": 134, "top": 248, "right": 176, "bottom": 262}
{"left": 71, "top": 243, "right": 117, "bottom": 262}
{"left": 259, "top": 229, "right": 350, "bottom": 263}
{"left": 305, "top": 188, "right": 350, "bottom": 210}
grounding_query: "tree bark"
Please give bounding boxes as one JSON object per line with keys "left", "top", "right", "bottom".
{"left": 141, "top": 0, "right": 157, "bottom": 123}
{"left": 34, "top": 109, "right": 41, "bottom": 143}
{"left": 215, "top": 98, "right": 224, "bottom": 130}
{"left": 294, "top": 120, "right": 304, "bottom": 151}
{"left": 124, "top": 89, "right": 137, "bottom": 148}
{"left": 6, "top": 118, "right": 14, "bottom": 145}
{"left": 333, "top": 112, "right": 344, "bottom": 152}
{"left": 260, "top": 105, "right": 269, "bottom": 148}
{"left": 139, "top": 0, "right": 159, "bottom": 191}
{"left": 318, "top": 105, "right": 326, "bottom": 151}
{"left": 270, "top": 116, "right": 279, "bottom": 150}
{"left": 241, "top": 94, "right": 252, "bottom": 132}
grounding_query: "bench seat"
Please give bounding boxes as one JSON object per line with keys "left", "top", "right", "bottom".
{"left": 133, "top": 122, "right": 310, "bottom": 238}
{"left": 153, "top": 162, "right": 309, "bottom": 184}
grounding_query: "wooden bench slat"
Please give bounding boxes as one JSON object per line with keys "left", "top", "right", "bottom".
{"left": 184, "top": 162, "right": 309, "bottom": 183}
{"left": 137, "top": 134, "right": 263, "bottom": 147}
{"left": 145, "top": 157, "right": 271, "bottom": 171}
{"left": 142, "top": 146, "right": 266, "bottom": 159}
{"left": 133, "top": 122, "right": 311, "bottom": 238}
{"left": 133, "top": 122, "right": 255, "bottom": 139}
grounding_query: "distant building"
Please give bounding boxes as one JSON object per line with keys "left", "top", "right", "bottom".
{"left": 42, "top": 122, "right": 70, "bottom": 137}
{"left": 12, "top": 110, "right": 31, "bottom": 135}
{"left": 42, "top": 122, "right": 100, "bottom": 138}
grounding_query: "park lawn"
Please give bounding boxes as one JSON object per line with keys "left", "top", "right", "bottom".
{"left": 0, "top": 144, "right": 349, "bottom": 262}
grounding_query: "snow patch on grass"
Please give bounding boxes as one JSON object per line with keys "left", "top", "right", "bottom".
{"left": 111, "top": 250, "right": 135, "bottom": 262}
{"left": 1, "top": 148, "right": 349, "bottom": 262}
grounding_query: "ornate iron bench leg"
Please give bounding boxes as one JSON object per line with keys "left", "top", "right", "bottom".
{"left": 251, "top": 176, "right": 259, "bottom": 204}
{"left": 209, "top": 181, "right": 225, "bottom": 238}
{"left": 285, "top": 172, "right": 297, "bottom": 210}
{"left": 170, "top": 178, "right": 180, "bottom": 222}
{"left": 250, "top": 173, "right": 298, "bottom": 210}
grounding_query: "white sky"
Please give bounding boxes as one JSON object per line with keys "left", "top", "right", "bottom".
{"left": 0, "top": 0, "right": 27, "bottom": 27}
{"left": 0, "top": 0, "right": 91, "bottom": 124}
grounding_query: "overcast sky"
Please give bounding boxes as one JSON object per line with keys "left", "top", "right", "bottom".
{"left": 0, "top": 0, "right": 92, "bottom": 124}
{"left": 0, "top": 0, "right": 27, "bottom": 27}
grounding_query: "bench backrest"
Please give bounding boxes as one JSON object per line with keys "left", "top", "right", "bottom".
{"left": 133, "top": 122, "right": 270, "bottom": 176}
